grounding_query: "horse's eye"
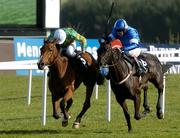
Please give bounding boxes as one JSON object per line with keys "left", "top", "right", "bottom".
{"left": 49, "top": 46, "right": 54, "bottom": 51}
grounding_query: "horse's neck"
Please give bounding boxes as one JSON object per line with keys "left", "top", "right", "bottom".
{"left": 51, "top": 55, "right": 68, "bottom": 78}
{"left": 110, "top": 51, "right": 130, "bottom": 81}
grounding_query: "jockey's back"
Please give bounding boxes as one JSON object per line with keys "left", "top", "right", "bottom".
{"left": 109, "top": 26, "right": 141, "bottom": 51}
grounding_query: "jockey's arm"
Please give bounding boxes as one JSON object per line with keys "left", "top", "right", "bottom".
{"left": 75, "top": 33, "right": 87, "bottom": 53}
{"left": 107, "top": 31, "right": 117, "bottom": 42}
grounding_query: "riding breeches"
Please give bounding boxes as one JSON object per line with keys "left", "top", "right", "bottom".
{"left": 65, "top": 41, "right": 77, "bottom": 57}
{"left": 126, "top": 47, "right": 141, "bottom": 58}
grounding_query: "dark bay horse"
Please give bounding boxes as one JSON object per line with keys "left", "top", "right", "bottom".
{"left": 97, "top": 40, "right": 164, "bottom": 131}
{"left": 37, "top": 40, "right": 104, "bottom": 128}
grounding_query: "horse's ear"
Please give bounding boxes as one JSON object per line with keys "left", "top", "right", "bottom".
{"left": 44, "top": 37, "right": 48, "bottom": 43}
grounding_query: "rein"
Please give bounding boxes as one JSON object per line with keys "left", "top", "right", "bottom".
{"left": 47, "top": 44, "right": 62, "bottom": 67}
{"left": 101, "top": 46, "right": 133, "bottom": 84}
{"left": 51, "top": 54, "right": 60, "bottom": 66}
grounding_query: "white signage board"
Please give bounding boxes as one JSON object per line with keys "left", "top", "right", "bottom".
{"left": 45, "top": 0, "right": 60, "bottom": 28}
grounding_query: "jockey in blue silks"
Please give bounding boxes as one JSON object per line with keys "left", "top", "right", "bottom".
{"left": 107, "top": 18, "right": 147, "bottom": 75}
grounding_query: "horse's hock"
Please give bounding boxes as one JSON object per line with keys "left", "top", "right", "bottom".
{"left": 0, "top": 39, "right": 15, "bottom": 74}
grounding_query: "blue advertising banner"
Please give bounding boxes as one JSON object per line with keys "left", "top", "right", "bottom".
{"left": 14, "top": 37, "right": 180, "bottom": 76}
{"left": 14, "top": 37, "right": 44, "bottom": 75}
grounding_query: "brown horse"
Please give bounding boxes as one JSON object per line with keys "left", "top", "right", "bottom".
{"left": 97, "top": 40, "right": 164, "bottom": 131}
{"left": 37, "top": 40, "right": 104, "bottom": 128}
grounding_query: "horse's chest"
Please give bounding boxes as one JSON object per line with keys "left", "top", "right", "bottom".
{"left": 48, "top": 76, "right": 74, "bottom": 96}
{"left": 111, "top": 81, "right": 139, "bottom": 99}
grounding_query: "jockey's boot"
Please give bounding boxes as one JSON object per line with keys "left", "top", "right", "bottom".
{"left": 134, "top": 57, "right": 145, "bottom": 76}
{"left": 122, "top": 53, "right": 134, "bottom": 66}
{"left": 76, "top": 54, "right": 88, "bottom": 70}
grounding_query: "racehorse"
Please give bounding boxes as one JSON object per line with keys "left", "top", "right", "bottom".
{"left": 37, "top": 40, "right": 104, "bottom": 128}
{"left": 97, "top": 39, "right": 164, "bottom": 131}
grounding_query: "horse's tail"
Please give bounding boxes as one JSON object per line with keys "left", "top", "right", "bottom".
{"left": 162, "top": 64, "right": 173, "bottom": 74}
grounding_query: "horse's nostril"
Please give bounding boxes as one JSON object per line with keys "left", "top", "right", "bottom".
{"left": 37, "top": 62, "right": 45, "bottom": 70}
{"left": 40, "top": 62, "right": 45, "bottom": 66}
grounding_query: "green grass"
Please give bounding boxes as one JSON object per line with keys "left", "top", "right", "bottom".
{"left": 0, "top": 0, "right": 36, "bottom": 25}
{"left": 0, "top": 74, "right": 180, "bottom": 138}
{"left": 0, "top": 0, "right": 67, "bottom": 25}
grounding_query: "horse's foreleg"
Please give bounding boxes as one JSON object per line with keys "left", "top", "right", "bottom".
{"left": 116, "top": 97, "right": 132, "bottom": 132}
{"left": 60, "top": 87, "right": 74, "bottom": 127}
{"left": 52, "top": 95, "right": 61, "bottom": 119}
{"left": 73, "top": 86, "right": 94, "bottom": 129}
{"left": 60, "top": 99, "right": 68, "bottom": 127}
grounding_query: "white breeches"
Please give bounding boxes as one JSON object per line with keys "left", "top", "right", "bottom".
{"left": 66, "top": 41, "right": 76, "bottom": 57}
{"left": 127, "top": 47, "right": 141, "bottom": 57}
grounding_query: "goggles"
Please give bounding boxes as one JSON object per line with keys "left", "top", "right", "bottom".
{"left": 116, "top": 29, "right": 125, "bottom": 32}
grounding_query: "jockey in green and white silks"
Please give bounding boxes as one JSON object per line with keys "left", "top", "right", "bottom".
{"left": 47, "top": 27, "right": 88, "bottom": 68}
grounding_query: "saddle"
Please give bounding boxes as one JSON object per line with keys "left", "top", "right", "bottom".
{"left": 61, "top": 49, "right": 88, "bottom": 72}
{"left": 122, "top": 53, "right": 148, "bottom": 76}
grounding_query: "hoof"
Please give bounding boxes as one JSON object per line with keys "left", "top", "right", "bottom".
{"left": 62, "top": 120, "right": 68, "bottom": 127}
{"left": 157, "top": 111, "right": 164, "bottom": 119}
{"left": 134, "top": 114, "right": 141, "bottom": 120}
{"left": 142, "top": 108, "right": 152, "bottom": 116}
{"left": 72, "top": 122, "right": 80, "bottom": 129}
{"left": 143, "top": 107, "right": 152, "bottom": 114}
{"left": 128, "top": 129, "right": 133, "bottom": 133}
{"left": 53, "top": 113, "right": 61, "bottom": 119}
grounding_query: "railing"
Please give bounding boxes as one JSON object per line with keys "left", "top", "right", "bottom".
{"left": 0, "top": 50, "right": 179, "bottom": 125}
{"left": 0, "top": 60, "right": 48, "bottom": 126}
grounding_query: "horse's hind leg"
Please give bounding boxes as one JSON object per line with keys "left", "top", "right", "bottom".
{"left": 60, "top": 87, "right": 74, "bottom": 127}
{"left": 73, "top": 85, "right": 94, "bottom": 129}
{"left": 142, "top": 84, "right": 152, "bottom": 115}
{"left": 151, "top": 78, "right": 164, "bottom": 119}
{"left": 65, "top": 98, "right": 73, "bottom": 119}
{"left": 156, "top": 86, "right": 164, "bottom": 119}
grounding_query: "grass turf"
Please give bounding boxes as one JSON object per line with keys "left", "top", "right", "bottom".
{"left": 0, "top": 74, "right": 180, "bottom": 138}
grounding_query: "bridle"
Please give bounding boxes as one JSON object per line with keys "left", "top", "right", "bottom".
{"left": 41, "top": 42, "right": 60, "bottom": 67}
{"left": 100, "top": 46, "right": 132, "bottom": 84}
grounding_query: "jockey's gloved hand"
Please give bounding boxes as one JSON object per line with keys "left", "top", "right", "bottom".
{"left": 98, "top": 33, "right": 109, "bottom": 44}
{"left": 98, "top": 38, "right": 106, "bottom": 44}
{"left": 102, "top": 33, "right": 108, "bottom": 40}
{"left": 121, "top": 49, "right": 125, "bottom": 54}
